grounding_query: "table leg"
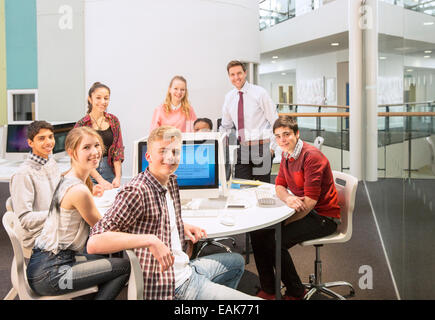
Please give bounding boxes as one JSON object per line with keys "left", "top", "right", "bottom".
{"left": 245, "top": 233, "right": 250, "bottom": 264}
{"left": 275, "top": 223, "right": 282, "bottom": 300}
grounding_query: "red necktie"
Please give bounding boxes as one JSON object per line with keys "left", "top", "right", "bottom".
{"left": 237, "top": 91, "right": 245, "bottom": 142}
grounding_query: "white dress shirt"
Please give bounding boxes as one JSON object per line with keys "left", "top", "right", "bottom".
{"left": 220, "top": 81, "right": 278, "bottom": 149}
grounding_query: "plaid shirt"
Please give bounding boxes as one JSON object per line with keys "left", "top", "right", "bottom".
{"left": 28, "top": 152, "right": 49, "bottom": 165}
{"left": 75, "top": 112, "right": 124, "bottom": 172}
{"left": 90, "top": 169, "right": 185, "bottom": 300}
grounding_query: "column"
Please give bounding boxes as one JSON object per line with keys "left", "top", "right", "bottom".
{"left": 364, "top": 0, "right": 379, "bottom": 181}
{"left": 348, "top": 0, "right": 363, "bottom": 180}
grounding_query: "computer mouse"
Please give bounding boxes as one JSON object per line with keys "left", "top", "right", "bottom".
{"left": 220, "top": 215, "right": 235, "bottom": 226}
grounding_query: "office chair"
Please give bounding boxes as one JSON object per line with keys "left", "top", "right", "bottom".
{"left": 426, "top": 136, "right": 435, "bottom": 175}
{"left": 299, "top": 171, "right": 358, "bottom": 300}
{"left": 314, "top": 136, "right": 324, "bottom": 150}
{"left": 3, "top": 210, "right": 144, "bottom": 300}
{"left": 2, "top": 211, "right": 99, "bottom": 300}
{"left": 3, "top": 197, "right": 31, "bottom": 300}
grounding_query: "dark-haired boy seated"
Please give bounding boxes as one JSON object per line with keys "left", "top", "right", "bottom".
{"left": 250, "top": 116, "right": 341, "bottom": 300}
{"left": 9, "top": 121, "right": 61, "bottom": 250}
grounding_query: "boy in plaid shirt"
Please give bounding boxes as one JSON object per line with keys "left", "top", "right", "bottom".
{"left": 88, "top": 126, "right": 258, "bottom": 300}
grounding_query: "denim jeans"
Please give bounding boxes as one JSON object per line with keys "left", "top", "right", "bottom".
{"left": 250, "top": 210, "right": 338, "bottom": 297}
{"left": 174, "top": 253, "right": 260, "bottom": 300}
{"left": 92, "top": 156, "right": 115, "bottom": 184}
{"left": 27, "top": 248, "right": 130, "bottom": 300}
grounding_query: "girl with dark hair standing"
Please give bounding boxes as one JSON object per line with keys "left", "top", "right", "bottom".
{"left": 75, "top": 82, "right": 124, "bottom": 189}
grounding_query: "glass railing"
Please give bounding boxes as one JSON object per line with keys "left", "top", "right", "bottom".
{"left": 380, "top": 0, "right": 435, "bottom": 17}
{"left": 259, "top": 0, "right": 335, "bottom": 30}
{"left": 277, "top": 102, "right": 435, "bottom": 179}
{"left": 259, "top": 0, "right": 435, "bottom": 30}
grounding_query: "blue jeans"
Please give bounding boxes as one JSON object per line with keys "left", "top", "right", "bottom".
{"left": 174, "top": 253, "right": 260, "bottom": 300}
{"left": 27, "top": 248, "right": 130, "bottom": 300}
{"left": 92, "top": 156, "right": 115, "bottom": 184}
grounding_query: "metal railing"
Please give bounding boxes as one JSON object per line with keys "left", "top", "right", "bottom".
{"left": 277, "top": 102, "right": 435, "bottom": 177}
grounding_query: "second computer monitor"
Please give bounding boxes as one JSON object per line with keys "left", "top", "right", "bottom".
{"left": 138, "top": 139, "right": 220, "bottom": 199}
{"left": 136, "top": 132, "right": 229, "bottom": 200}
{"left": 52, "top": 122, "right": 75, "bottom": 159}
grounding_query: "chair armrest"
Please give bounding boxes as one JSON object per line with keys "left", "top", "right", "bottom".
{"left": 125, "top": 249, "right": 144, "bottom": 300}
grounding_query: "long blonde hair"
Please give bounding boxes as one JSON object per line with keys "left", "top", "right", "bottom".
{"left": 164, "top": 75, "right": 191, "bottom": 118}
{"left": 64, "top": 127, "right": 105, "bottom": 191}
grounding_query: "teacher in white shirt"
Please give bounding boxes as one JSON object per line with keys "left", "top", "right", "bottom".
{"left": 219, "top": 60, "right": 278, "bottom": 183}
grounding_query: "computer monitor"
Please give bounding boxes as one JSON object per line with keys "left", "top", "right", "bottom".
{"left": 2, "top": 121, "right": 75, "bottom": 161}
{"left": 52, "top": 122, "right": 75, "bottom": 159}
{"left": 4, "top": 123, "right": 31, "bottom": 160}
{"left": 133, "top": 132, "right": 230, "bottom": 200}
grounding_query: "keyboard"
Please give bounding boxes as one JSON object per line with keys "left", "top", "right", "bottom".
{"left": 255, "top": 188, "right": 276, "bottom": 206}
{"left": 182, "top": 209, "right": 221, "bottom": 218}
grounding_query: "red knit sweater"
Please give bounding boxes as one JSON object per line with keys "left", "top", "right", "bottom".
{"left": 275, "top": 142, "right": 340, "bottom": 219}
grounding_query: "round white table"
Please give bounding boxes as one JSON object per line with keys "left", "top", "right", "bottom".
{"left": 96, "top": 183, "right": 294, "bottom": 299}
{"left": 182, "top": 185, "right": 294, "bottom": 299}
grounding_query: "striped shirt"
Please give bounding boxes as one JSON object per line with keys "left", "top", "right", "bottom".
{"left": 90, "top": 169, "right": 185, "bottom": 300}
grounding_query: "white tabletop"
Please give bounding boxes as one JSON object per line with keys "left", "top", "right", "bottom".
{"left": 183, "top": 188, "right": 293, "bottom": 238}
{"left": 96, "top": 183, "right": 294, "bottom": 239}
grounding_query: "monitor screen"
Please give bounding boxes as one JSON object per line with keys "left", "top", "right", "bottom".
{"left": 138, "top": 140, "right": 219, "bottom": 189}
{"left": 6, "top": 124, "right": 30, "bottom": 153}
{"left": 52, "top": 122, "right": 75, "bottom": 154}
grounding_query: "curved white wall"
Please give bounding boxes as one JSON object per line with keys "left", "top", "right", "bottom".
{"left": 85, "top": 0, "right": 259, "bottom": 178}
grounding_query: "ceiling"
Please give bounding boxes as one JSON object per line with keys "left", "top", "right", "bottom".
{"left": 260, "top": 32, "right": 435, "bottom": 65}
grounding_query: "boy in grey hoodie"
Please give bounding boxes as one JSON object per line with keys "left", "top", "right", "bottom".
{"left": 9, "top": 121, "right": 61, "bottom": 250}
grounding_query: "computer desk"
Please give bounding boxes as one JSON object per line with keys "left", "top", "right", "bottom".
{"left": 97, "top": 182, "right": 295, "bottom": 300}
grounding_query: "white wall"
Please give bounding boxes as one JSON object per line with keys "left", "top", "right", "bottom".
{"left": 258, "top": 71, "right": 296, "bottom": 103}
{"left": 37, "top": 0, "right": 86, "bottom": 122}
{"left": 379, "top": 1, "right": 435, "bottom": 44}
{"left": 85, "top": 0, "right": 260, "bottom": 178}
{"left": 260, "top": 0, "right": 348, "bottom": 53}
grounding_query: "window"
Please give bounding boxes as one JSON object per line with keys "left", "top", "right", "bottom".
{"left": 7, "top": 89, "right": 38, "bottom": 123}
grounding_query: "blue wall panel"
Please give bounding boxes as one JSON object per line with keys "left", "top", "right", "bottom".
{"left": 5, "top": 0, "right": 37, "bottom": 89}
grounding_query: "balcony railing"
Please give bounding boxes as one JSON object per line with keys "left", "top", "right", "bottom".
{"left": 259, "top": 0, "right": 335, "bottom": 30}
{"left": 277, "top": 102, "right": 435, "bottom": 178}
{"left": 380, "top": 0, "right": 435, "bottom": 17}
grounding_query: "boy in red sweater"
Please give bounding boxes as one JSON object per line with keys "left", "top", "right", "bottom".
{"left": 251, "top": 116, "right": 340, "bottom": 300}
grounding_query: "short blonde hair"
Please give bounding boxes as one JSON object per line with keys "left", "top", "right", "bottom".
{"left": 148, "top": 126, "right": 182, "bottom": 149}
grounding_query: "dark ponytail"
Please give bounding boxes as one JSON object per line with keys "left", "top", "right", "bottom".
{"left": 87, "top": 82, "right": 111, "bottom": 114}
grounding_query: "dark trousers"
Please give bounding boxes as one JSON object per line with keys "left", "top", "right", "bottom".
{"left": 249, "top": 211, "right": 337, "bottom": 296}
{"left": 235, "top": 142, "right": 272, "bottom": 183}
{"left": 27, "top": 248, "right": 130, "bottom": 300}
